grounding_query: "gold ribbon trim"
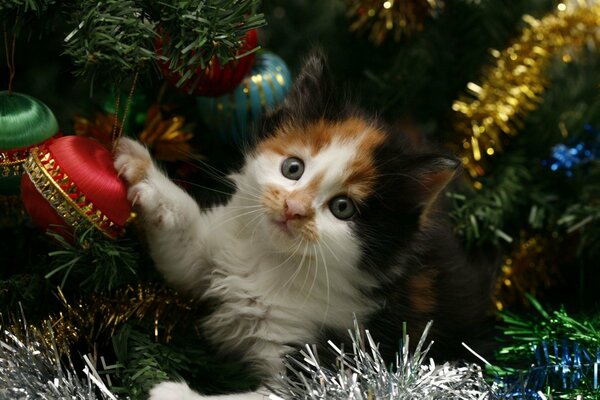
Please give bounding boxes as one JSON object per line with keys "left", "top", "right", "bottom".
{"left": 24, "top": 146, "right": 124, "bottom": 238}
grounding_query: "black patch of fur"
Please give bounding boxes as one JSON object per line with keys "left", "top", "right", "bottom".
{"left": 255, "top": 48, "right": 360, "bottom": 141}
{"left": 262, "top": 49, "right": 497, "bottom": 364}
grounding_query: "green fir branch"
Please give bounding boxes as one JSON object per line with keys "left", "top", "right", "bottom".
{"left": 0, "top": 0, "right": 56, "bottom": 13}
{"left": 449, "top": 153, "right": 533, "bottom": 247}
{"left": 45, "top": 225, "right": 139, "bottom": 292}
{"left": 557, "top": 162, "right": 600, "bottom": 257}
{"left": 496, "top": 294, "right": 600, "bottom": 364}
{"left": 107, "top": 323, "right": 259, "bottom": 399}
{"left": 150, "top": 0, "right": 265, "bottom": 88}
{"left": 63, "top": 0, "right": 158, "bottom": 87}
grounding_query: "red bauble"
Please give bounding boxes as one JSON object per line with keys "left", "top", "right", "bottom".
{"left": 158, "top": 29, "right": 258, "bottom": 97}
{"left": 21, "top": 136, "right": 131, "bottom": 238}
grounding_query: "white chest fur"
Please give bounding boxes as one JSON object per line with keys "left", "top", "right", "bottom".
{"left": 198, "top": 202, "right": 378, "bottom": 377}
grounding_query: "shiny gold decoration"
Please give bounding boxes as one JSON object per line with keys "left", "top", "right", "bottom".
{"left": 74, "top": 112, "right": 116, "bottom": 148}
{"left": 24, "top": 147, "right": 123, "bottom": 238}
{"left": 346, "top": 0, "right": 443, "bottom": 45}
{"left": 453, "top": 1, "right": 600, "bottom": 181}
{"left": 138, "top": 105, "right": 195, "bottom": 162}
{"left": 493, "top": 232, "right": 561, "bottom": 311}
{"left": 75, "top": 106, "right": 195, "bottom": 162}
{"left": 0, "top": 147, "right": 33, "bottom": 177}
{"left": 8, "top": 285, "right": 202, "bottom": 355}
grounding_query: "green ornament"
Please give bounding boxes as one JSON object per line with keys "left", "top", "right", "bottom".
{"left": 0, "top": 91, "right": 59, "bottom": 195}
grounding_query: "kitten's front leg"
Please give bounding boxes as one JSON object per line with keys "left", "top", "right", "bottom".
{"left": 114, "top": 138, "right": 210, "bottom": 293}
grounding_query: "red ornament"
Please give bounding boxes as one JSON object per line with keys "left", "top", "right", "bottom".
{"left": 157, "top": 29, "right": 258, "bottom": 97}
{"left": 21, "top": 136, "right": 131, "bottom": 238}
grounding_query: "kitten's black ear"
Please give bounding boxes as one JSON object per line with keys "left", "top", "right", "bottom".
{"left": 283, "top": 48, "right": 334, "bottom": 120}
{"left": 408, "top": 154, "right": 461, "bottom": 220}
{"left": 256, "top": 48, "right": 333, "bottom": 139}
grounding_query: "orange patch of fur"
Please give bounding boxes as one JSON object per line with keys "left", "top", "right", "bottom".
{"left": 262, "top": 185, "right": 320, "bottom": 241}
{"left": 258, "top": 117, "right": 385, "bottom": 202}
{"left": 125, "top": 158, "right": 151, "bottom": 185}
{"left": 408, "top": 270, "right": 438, "bottom": 314}
{"left": 345, "top": 128, "right": 385, "bottom": 200}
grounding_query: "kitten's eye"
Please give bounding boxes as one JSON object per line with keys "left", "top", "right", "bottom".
{"left": 329, "top": 196, "right": 356, "bottom": 220}
{"left": 281, "top": 157, "right": 305, "bottom": 180}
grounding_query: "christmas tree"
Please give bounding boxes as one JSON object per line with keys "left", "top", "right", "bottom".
{"left": 1, "top": 0, "right": 599, "bottom": 398}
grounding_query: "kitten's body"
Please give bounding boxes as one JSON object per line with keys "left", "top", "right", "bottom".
{"left": 114, "top": 52, "right": 494, "bottom": 400}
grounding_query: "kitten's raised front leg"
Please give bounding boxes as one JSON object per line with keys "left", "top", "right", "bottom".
{"left": 114, "top": 138, "right": 212, "bottom": 294}
{"left": 149, "top": 382, "right": 271, "bottom": 400}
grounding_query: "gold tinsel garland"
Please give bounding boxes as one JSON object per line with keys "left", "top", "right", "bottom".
{"left": 6, "top": 285, "right": 202, "bottom": 355}
{"left": 346, "top": 0, "right": 443, "bottom": 45}
{"left": 493, "top": 232, "right": 562, "bottom": 311}
{"left": 453, "top": 1, "right": 600, "bottom": 183}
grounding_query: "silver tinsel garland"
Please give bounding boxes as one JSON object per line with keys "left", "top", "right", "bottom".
{"left": 0, "top": 327, "right": 117, "bottom": 400}
{"left": 273, "top": 321, "right": 496, "bottom": 400}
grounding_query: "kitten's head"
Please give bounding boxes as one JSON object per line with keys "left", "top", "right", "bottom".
{"left": 232, "top": 50, "right": 459, "bottom": 265}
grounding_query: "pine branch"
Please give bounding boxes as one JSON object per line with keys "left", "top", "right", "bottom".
{"left": 449, "top": 152, "right": 533, "bottom": 247}
{"left": 558, "top": 160, "right": 600, "bottom": 259}
{"left": 150, "top": 0, "right": 265, "bottom": 77}
{"left": 61, "top": 0, "right": 265, "bottom": 89}
{"left": 108, "top": 323, "right": 259, "bottom": 399}
{"left": 45, "top": 225, "right": 139, "bottom": 292}
{"left": 0, "top": 0, "right": 56, "bottom": 13}
{"left": 63, "top": 0, "right": 158, "bottom": 88}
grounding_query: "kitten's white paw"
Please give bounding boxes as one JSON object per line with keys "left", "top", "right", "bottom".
{"left": 114, "top": 137, "right": 153, "bottom": 186}
{"left": 149, "top": 381, "right": 204, "bottom": 400}
{"left": 114, "top": 138, "right": 161, "bottom": 213}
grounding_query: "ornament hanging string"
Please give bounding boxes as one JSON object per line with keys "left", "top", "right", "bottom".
{"left": 3, "top": 20, "right": 17, "bottom": 95}
{"left": 111, "top": 70, "right": 139, "bottom": 152}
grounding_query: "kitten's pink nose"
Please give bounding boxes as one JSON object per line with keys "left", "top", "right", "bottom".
{"left": 284, "top": 198, "right": 307, "bottom": 221}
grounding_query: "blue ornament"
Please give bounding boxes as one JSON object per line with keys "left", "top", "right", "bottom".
{"left": 197, "top": 51, "right": 292, "bottom": 144}
{"left": 543, "top": 125, "right": 600, "bottom": 176}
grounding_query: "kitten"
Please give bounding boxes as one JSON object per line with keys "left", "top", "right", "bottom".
{"left": 114, "top": 50, "right": 495, "bottom": 400}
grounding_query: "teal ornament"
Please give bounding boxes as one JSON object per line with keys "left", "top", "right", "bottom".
{"left": 0, "top": 91, "right": 59, "bottom": 195}
{"left": 197, "top": 51, "right": 292, "bottom": 144}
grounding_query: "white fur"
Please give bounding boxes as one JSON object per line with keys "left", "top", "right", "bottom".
{"left": 114, "top": 137, "right": 380, "bottom": 399}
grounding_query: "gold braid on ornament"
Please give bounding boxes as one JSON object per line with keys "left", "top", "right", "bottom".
{"left": 0, "top": 146, "right": 35, "bottom": 177}
{"left": 23, "top": 146, "right": 124, "bottom": 238}
{"left": 453, "top": 1, "right": 600, "bottom": 184}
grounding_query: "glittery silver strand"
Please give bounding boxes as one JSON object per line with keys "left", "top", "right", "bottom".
{"left": 273, "top": 320, "right": 495, "bottom": 400}
{"left": 0, "top": 329, "right": 118, "bottom": 400}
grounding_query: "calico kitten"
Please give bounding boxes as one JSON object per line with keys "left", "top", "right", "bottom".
{"left": 114, "top": 50, "right": 495, "bottom": 400}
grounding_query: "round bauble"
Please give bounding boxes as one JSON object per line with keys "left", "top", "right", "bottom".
{"left": 197, "top": 51, "right": 291, "bottom": 144}
{"left": 21, "top": 136, "right": 131, "bottom": 238}
{"left": 0, "top": 91, "right": 59, "bottom": 195}
{"left": 158, "top": 29, "right": 258, "bottom": 97}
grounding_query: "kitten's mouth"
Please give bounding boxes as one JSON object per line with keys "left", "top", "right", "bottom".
{"left": 271, "top": 219, "right": 294, "bottom": 236}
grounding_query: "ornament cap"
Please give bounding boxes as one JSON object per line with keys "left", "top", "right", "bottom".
{"left": 0, "top": 91, "right": 59, "bottom": 150}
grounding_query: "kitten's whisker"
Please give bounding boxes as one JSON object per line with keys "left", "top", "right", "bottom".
{"left": 302, "top": 244, "right": 320, "bottom": 308}
{"left": 181, "top": 153, "right": 235, "bottom": 181}
{"left": 238, "top": 211, "right": 265, "bottom": 235}
{"left": 317, "top": 243, "right": 331, "bottom": 330}
{"left": 173, "top": 180, "right": 259, "bottom": 202}
{"left": 319, "top": 235, "right": 341, "bottom": 262}
{"left": 278, "top": 240, "right": 308, "bottom": 292}
{"left": 226, "top": 205, "right": 263, "bottom": 210}
{"left": 250, "top": 215, "right": 265, "bottom": 245}
{"left": 211, "top": 208, "right": 265, "bottom": 231}
{"left": 264, "top": 239, "right": 304, "bottom": 274}
{"left": 297, "top": 242, "right": 313, "bottom": 293}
